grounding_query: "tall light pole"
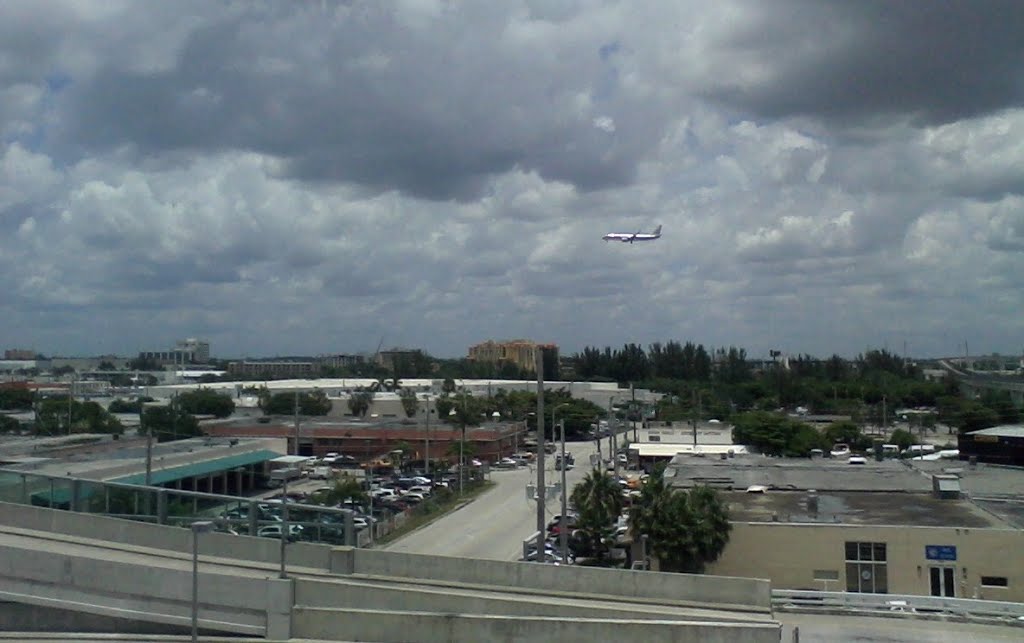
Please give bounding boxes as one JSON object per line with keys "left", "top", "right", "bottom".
{"left": 559, "top": 418, "right": 569, "bottom": 563}
{"left": 551, "top": 401, "right": 571, "bottom": 563}
{"left": 190, "top": 520, "right": 214, "bottom": 643}
{"left": 449, "top": 407, "right": 463, "bottom": 496}
{"left": 423, "top": 393, "right": 432, "bottom": 479}
{"left": 269, "top": 469, "right": 295, "bottom": 578}
{"left": 534, "top": 346, "right": 546, "bottom": 558}
{"left": 293, "top": 390, "right": 300, "bottom": 457}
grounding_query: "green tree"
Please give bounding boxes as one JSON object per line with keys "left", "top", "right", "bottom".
{"left": 888, "top": 428, "right": 915, "bottom": 452}
{"left": 0, "top": 387, "right": 34, "bottom": 410}
{"left": 570, "top": 469, "right": 624, "bottom": 560}
{"left": 346, "top": 388, "right": 374, "bottom": 417}
{"left": 442, "top": 377, "right": 457, "bottom": 395}
{"left": 126, "top": 356, "right": 162, "bottom": 371}
{"left": 108, "top": 397, "right": 153, "bottom": 413}
{"left": 732, "top": 411, "right": 827, "bottom": 457}
{"left": 261, "top": 390, "right": 332, "bottom": 416}
{"left": 629, "top": 467, "right": 731, "bottom": 573}
{"left": 141, "top": 405, "right": 200, "bottom": 442}
{"left": 0, "top": 415, "right": 21, "bottom": 433}
{"left": 177, "top": 389, "right": 235, "bottom": 418}
{"left": 36, "top": 399, "right": 123, "bottom": 435}
{"left": 399, "top": 387, "right": 419, "bottom": 418}
{"left": 312, "top": 477, "right": 368, "bottom": 508}
{"left": 824, "top": 421, "right": 867, "bottom": 450}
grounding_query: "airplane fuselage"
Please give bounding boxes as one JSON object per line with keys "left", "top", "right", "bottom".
{"left": 602, "top": 225, "right": 662, "bottom": 243}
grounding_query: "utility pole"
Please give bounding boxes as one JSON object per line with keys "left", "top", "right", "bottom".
{"left": 559, "top": 418, "right": 568, "bottom": 563}
{"left": 631, "top": 383, "right": 638, "bottom": 443}
{"left": 144, "top": 405, "right": 153, "bottom": 486}
{"left": 293, "top": 390, "right": 300, "bottom": 457}
{"left": 459, "top": 387, "right": 467, "bottom": 496}
{"left": 691, "top": 389, "right": 698, "bottom": 448}
{"left": 609, "top": 397, "right": 618, "bottom": 478}
{"left": 535, "top": 346, "right": 546, "bottom": 558}
{"left": 424, "top": 393, "right": 431, "bottom": 479}
{"left": 67, "top": 379, "right": 75, "bottom": 435}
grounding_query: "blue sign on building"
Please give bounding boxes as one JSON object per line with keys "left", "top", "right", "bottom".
{"left": 925, "top": 545, "right": 957, "bottom": 561}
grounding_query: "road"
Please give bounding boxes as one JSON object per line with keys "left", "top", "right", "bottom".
{"left": 384, "top": 437, "right": 616, "bottom": 560}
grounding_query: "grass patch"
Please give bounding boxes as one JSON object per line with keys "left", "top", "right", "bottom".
{"left": 374, "top": 481, "right": 496, "bottom": 546}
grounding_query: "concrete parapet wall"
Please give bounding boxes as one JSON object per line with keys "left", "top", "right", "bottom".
{"left": 0, "top": 542, "right": 268, "bottom": 635}
{"left": 0, "top": 501, "right": 332, "bottom": 570}
{"left": 295, "top": 577, "right": 764, "bottom": 623}
{"left": 292, "top": 608, "right": 782, "bottom": 643}
{"left": 352, "top": 549, "right": 771, "bottom": 611}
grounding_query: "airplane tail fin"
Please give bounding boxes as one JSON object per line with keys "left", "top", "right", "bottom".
{"left": 653, "top": 224, "right": 662, "bottom": 236}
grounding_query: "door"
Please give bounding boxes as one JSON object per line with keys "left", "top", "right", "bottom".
{"left": 929, "top": 566, "right": 956, "bottom": 597}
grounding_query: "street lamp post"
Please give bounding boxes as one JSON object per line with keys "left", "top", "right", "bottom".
{"left": 559, "top": 418, "right": 569, "bottom": 563}
{"left": 423, "top": 393, "right": 432, "bottom": 479}
{"left": 551, "top": 403, "right": 570, "bottom": 564}
{"left": 269, "top": 469, "right": 296, "bottom": 579}
{"left": 190, "top": 520, "right": 214, "bottom": 643}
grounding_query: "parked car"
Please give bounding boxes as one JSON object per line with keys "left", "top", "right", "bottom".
{"left": 495, "top": 457, "right": 518, "bottom": 469}
{"left": 257, "top": 524, "right": 304, "bottom": 539}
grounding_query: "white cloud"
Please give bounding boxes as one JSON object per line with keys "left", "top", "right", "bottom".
{"left": 1, "top": 1, "right": 1023, "bottom": 359}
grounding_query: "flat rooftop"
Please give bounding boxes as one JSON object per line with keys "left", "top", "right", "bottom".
{"left": 668, "top": 454, "right": 1024, "bottom": 529}
{"left": 1, "top": 436, "right": 286, "bottom": 481}
{"left": 666, "top": 456, "right": 935, "bottom": 492}
{"left": 722, "top": 490, "right": 1007, "bottom": 528}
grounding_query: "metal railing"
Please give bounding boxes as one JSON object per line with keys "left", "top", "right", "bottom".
{"left": 772, "top": 589, "right": 1024, "bottom": 622}
{"left": 0, "top": 466, "right": 372, "bottom": 547}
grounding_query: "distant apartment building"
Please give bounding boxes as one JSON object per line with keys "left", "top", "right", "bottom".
{"left": 4, "top": 349, "right": 36, "bottom": 360}
{"left": 318, "top": 353, "right": 366, "bottom": 369}
{"left": 227, "top": 360, "right": 319, "bottom": 379}
{"left": 468, "top": 339, "right": 559, "bottom": 374}
{"left": 139, "top": 338, "right": 210, "bottom": 366}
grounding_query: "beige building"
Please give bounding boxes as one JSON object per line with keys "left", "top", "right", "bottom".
{"left": 666, "top": 456, "right": 1024, "bottom": 602}
{"left": 468, "top": 339, "right": 558, "bottom": 373}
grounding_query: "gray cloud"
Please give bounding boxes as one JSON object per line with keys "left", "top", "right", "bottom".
{"left": 1, "top": 1, "right": 1023, "bottom": 360}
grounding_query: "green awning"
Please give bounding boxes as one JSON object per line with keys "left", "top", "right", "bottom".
{"left": 108, "top": 449, "right": 281, "bottom": 486}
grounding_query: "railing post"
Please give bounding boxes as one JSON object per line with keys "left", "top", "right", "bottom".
{"left": 70, "top": 478, "right": 83, "bottom": 512}
{"left": 157, "top": 489, "right": 169, "bottom": 525}
{"left": 20, "top": 474, "right": 27, "bottom": 504}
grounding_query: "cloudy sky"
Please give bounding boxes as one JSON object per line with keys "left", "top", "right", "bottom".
{"left": 3, "top": 1, "right": 1024, "bottom": 361}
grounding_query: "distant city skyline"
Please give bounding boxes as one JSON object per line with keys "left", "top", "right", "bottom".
{"left": 4, "top": 338, "right": 1020, "bottom": 363}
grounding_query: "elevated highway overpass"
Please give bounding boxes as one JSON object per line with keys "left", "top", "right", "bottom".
{"left": 937, "top": 360, "right": 1024, "bottom": 407}
{"left": 0, "top": 501, "right": 779, "bottom": 642}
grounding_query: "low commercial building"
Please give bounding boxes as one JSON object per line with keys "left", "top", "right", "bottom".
{"left": 666, "top": 456, "right": 1024, "bottom": 602}
{"left": 201, "top": 417, "right": 527, "bottom": 463}
{"left": 958, "top": 425, "right": 1024, "bottom": 467}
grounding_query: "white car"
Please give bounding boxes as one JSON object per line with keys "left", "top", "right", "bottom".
{"left": 257, "top": 524, "right": 304, "bottom": 539}
{"left": 372, "top": 488, "right": 398, "bottom": 499}
{"left": 406, "top": 485, "right": 432, "bottom": 496}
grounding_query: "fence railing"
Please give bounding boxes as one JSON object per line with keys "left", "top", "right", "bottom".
{"left": 0, "top": 466, "right": 372, "bottom": 546}
{"left": 772, "top": 589, "right": 1024, "bottom": 621}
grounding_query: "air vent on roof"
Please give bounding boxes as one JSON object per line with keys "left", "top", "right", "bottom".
{"left": 932, "top": 474, "right": 961, "bottom": 500}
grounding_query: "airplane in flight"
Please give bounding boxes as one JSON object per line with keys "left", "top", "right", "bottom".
{"left": 602, "top": 224, "right": 662, "bottom": 243}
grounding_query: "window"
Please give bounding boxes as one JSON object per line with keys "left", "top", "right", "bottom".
{"left": 981, "top": 576, "right": 1008, "bottom": 588}
{"left": 845, "top": 541, "right": 888, "bottom": 593}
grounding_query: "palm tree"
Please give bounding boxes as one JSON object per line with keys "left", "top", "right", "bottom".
{"left": 570, "top": 469, "right": 623, "bottom": 559}
{"left": 685, "top": 486, "right": 731, "bottom": 571}
{"left": 316, "top": 477, "right": 368, "bottom": 508}
{"left": 628, "top": 466, "right": 731, "bottom": 573}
